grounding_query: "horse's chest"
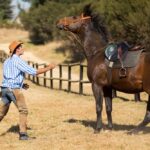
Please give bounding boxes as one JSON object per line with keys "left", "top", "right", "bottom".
{"left": 87, "top": 65, "right": 108, "bottom": 85}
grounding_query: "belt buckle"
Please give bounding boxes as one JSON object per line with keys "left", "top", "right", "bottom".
{"left": 8, "top": 88, "right": 13, "bottom": 91}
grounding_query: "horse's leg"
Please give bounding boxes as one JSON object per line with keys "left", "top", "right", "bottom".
{"left": 112, "top": 89, "right": 117, "bottom": 98}
{"left": 103, "top": 87, "right": 113, "bottom": 130}
{"left": 128, "top": 95, "right": 150, "bottom": 134}
{"left": 134, "top": 93, "right": 141, "bottom": 102}
{"left": 92, "top": 83, "right": 103, "bottom": 133}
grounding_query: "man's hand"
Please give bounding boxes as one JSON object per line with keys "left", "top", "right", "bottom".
{"left": 22, "top": 83, "right": 29, "bottom": 90}
{"left": 47, "top": 64, "right": 57, "bottom": 70}
{"left": 36, "top": 63, "right": 57, "bottom": 75}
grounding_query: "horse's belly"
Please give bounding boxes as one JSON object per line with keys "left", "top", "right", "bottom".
{"left": 112, "top": 80, "right": 143, "bottom": 93}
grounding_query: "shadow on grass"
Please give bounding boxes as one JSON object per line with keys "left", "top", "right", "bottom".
{"left": 65, "top": 118, "right": 150, "bottom": 134}
{"left": 0, "top": 125, "right": 32, "bottom": 136}
{"left": 113, "top": 96, "right": 130, "bottom": 102}
{"left": 113, "top": 96, "right": 147, "bottom": 103}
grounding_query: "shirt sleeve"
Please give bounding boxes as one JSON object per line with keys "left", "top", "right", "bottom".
{"left": 17, "top": 58, "right": 37, "bottom": 76}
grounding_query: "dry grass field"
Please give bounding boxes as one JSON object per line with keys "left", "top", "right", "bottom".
{"left": 0, "top": 28, "right": 150, "bottom": 150}
{"left": 0, "top": 64, "right": 150, "bottom": 150}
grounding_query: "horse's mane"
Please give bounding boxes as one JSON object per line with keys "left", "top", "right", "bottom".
{"left": 83, "top": 4, "right": 109, "bottom": 43}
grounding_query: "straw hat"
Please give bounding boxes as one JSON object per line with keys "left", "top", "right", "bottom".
{"left": 9, "top": 41, "right": 23, "bottom": 54}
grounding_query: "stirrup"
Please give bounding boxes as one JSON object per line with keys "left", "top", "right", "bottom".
{"left": 119, "top": 67, "right": 127, "bottom": 78}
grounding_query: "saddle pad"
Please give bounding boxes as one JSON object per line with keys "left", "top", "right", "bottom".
{"left": 105, "top": 49, "right": 144, "bottom": 68}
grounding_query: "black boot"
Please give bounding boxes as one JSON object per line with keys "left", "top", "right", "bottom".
{"left": 19, "top": 132, "right": 29, "bottom": 140}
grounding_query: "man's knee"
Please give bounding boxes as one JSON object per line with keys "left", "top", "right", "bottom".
{"left": 0, "top": 111, "right": 5, "bottom": 121}
{"left": 18, "top": 107, "right": 28, "bottom": 115}
{"left": 0, "top": 101, "right": 9, "bottom": 121}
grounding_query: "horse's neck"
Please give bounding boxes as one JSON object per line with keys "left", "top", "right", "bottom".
{"left": 81, "top": 24, "right": 107, "bottom": 59}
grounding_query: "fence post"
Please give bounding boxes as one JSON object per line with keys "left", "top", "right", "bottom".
{"left": 0, "top": 51, "right": 9, "bottom": 63}
{"left": 2, "top": 52, "right": 5, "bottom": 62}
{"left": 28, "top": 61, "right": 31, "bottom": 80}
{"left": 32, "top": 62, "right": 35, "bottom": 83}
{"left": 36, "top": 63, "right": 39, "bottom": 85}
{"left": 50, "top": 69, "right": 53, "bottom": 89}
{"left": 79, "top": 64, "right": 83, "bottom": 94}
{"left": 44, "top": 64, "right": 47, "bottom": 87}
{"left": 0, "top": 51, "right": 2, "bottom": 62}
{"left": 68, "top": 64, "right": 71, "bottom": 92}
{"left": 59, "top": 64, "right": 62, "bottom": 90}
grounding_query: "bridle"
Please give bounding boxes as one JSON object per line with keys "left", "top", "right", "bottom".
{"left": 63, "top": 13, "right": 91, "bottom": 27}
{"left": 62, "top": 14, "right": 91, "bottom": 51}
{"left": 61, "top": 14, "right": 105, "bottom": 58}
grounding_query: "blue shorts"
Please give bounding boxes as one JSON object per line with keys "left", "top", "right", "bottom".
{"left": 1, "top": 87, "right": 16, "bottom": 105}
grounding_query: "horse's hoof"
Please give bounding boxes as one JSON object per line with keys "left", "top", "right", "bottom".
{"left": 103, "top": 125, "right": 113, "bottom": 131}
{"left": 107, "top": 127, "right": 113, "bottom": 131}
{"left": 127, "top": 129, "right": 138, "bottom": 135}
{"left": 135, "top": 100, "right": 141, "bottom": 102}
{"left": 107, "top": 125, "right": 113, "bottom": 130}
{"left": 94, "top": 129, "right": 101, "bottom": 134}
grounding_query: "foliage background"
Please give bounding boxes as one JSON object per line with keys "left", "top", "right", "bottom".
{"left": 0, "top": 0, "right": 13, "bottom": 26}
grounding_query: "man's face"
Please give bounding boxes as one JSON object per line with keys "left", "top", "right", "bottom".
{"left": 17, "top": 45, "right": 24, "bottom": 55}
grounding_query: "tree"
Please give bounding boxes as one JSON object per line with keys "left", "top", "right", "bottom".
{"left": 96, "top": 0, "right": 150, "bottom": 48}
{"left": 21, "top": 1, "right": 66, "bottom": 44}
{"left": 0, "top": 0, "right": 13, "bottom": 21}
{"left": 20, "top": 0, "right": 87, "bottom": 44}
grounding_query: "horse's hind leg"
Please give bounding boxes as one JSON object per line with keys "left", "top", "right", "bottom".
{"left": 112, "top": 89, "right": 117, "bottom": 98}
{"left": 103, "top": 87, "right": 113, "bottom": 130}
{"left": 134, "top": 93, "right": 141, "bottom": 102}
{"left": 129, "top": 95, "right": 150, "bottom": 134}
{"left": 92, "top": 83, "right": 103, "bottom": 133}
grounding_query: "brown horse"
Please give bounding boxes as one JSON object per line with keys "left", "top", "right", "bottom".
{"left": 56, "top": 6, "right": 150, "bottom": 134}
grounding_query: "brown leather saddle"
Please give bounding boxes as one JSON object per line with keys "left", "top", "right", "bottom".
{"left": 105, "top": 42, "right": 144, "bottom": 78}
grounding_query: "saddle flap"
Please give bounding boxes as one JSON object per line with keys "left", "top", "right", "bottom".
{"left": 105, "top": 49, "right": 144, "bottom": 68}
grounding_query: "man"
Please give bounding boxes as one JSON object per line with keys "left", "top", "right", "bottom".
{"left": 0, "top": 41, "right": 56, "bottom": 140}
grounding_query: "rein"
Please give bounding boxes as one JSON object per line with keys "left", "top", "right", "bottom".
{"left": 67, "top": 30, "right": 106, "bottom": 58}
{"left": 66, "top": 30, "right": 84, "bottom": 49}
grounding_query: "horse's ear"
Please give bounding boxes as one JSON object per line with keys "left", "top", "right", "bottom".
{"left": 83, "top": 3, "right": 92, "bottom": 17}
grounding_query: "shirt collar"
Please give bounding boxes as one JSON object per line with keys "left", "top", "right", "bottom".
{"left": 12, "top": 54, "right": 19, "bottom": 58}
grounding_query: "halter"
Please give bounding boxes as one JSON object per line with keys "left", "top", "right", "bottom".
{"left": 62, "top": 14, "right": 104, "bottom": 59}
{"left": 62, "top": 14, "right": 91, "bottom": 51}
{"left": 64, "top": 13, "right": 91, "bottom": 26}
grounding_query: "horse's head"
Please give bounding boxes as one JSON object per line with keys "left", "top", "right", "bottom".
{"left": 57, "top": 4, "right": 109, "bottom": 45}
{"left": 56, "top": 13, "right": 91, "bottom": 33}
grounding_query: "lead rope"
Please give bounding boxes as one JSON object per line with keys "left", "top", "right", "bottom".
{"left": 67, "top": 31, "right": 84, "bottom": 50}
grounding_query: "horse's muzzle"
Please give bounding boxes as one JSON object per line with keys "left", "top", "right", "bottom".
{"left": 56, "top": 24, "right": 64, "bottom": 30}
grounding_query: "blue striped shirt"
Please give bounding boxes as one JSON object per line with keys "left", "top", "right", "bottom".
{"left": 2, "top": 54, "right": 37, "bottom": 89}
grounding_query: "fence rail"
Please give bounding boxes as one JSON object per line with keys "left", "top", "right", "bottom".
{"left": 27, "top": 61, "right": 91, "bottom": 95}
{"left": 0, "top": 50, "right": 92, "bottom": 95}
